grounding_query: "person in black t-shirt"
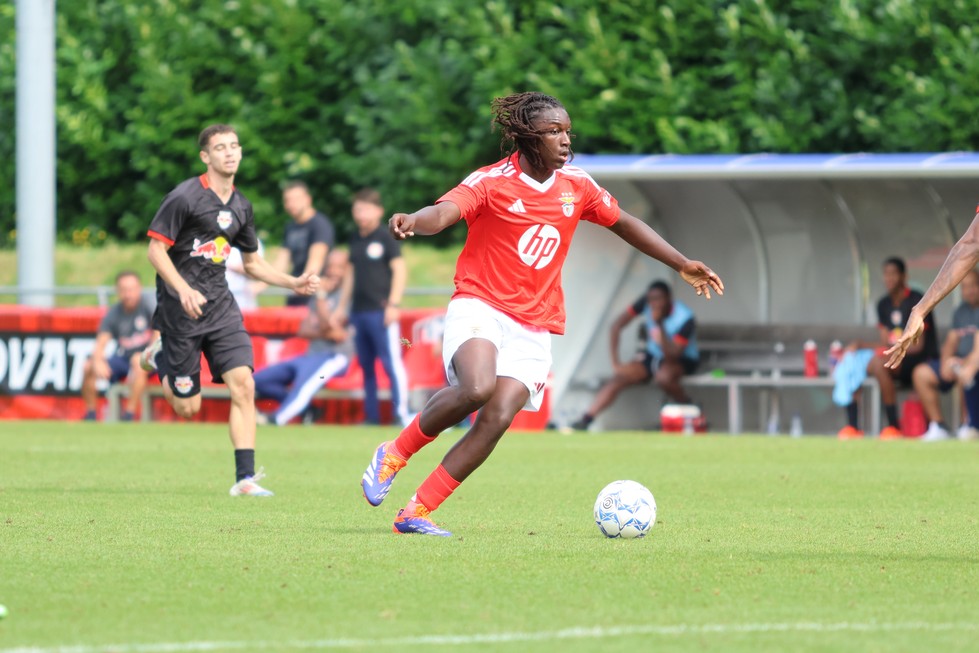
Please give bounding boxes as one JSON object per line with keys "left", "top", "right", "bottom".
{"left": 81, "top": 270, "right": 156, "bottom": 422}
{"left": 837, "top": 257, "right": 938, "bottom": 439}
{"left": 335, "top": 188, "right": 410, "bottom": 426}
{"left": 141, "top": 124, "right": 320, "bottom": 496}
{"left": 274, "top": 180, "right": 336, "bottom": 306}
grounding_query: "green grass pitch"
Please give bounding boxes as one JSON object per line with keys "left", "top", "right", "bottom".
{"left": 2, "top": 421, "right": 978, "bottom": 652}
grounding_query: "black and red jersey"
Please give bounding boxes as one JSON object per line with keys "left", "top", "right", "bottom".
{"left": 147, "top": 174, "right": 258, "bottom": 334}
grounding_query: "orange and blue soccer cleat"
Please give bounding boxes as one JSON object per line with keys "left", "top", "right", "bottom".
{"left": 879, "top": 426, "right": 903, "bottom": 440}
{"left": 837, "top": 425, "right": 864, "bottom": 440}
{"left": 392, "top": 500, "right": 452, "bottom": 537}
{"left": 361, "top": 441, "right": 406, "bottom": 507}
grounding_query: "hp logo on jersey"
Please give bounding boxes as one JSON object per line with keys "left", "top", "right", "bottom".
{"left": 518, "top": 224, "right": 560, "bottom": 270}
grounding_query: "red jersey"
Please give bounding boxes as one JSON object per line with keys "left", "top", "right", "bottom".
{"left": 438, "top": 155, "right": 620, "bottom": 334}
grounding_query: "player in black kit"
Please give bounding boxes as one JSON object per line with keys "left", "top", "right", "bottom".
{"left": 141, "top": 124, "right": 320, "bottom": 496}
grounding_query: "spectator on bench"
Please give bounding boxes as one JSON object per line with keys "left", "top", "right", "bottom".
{"left": 255, "top": 250, "right": 353, "bottom": 425}
{"left": 81, "top": 271, "right": 157, "bottom": 421}
{"left": 571, "top": 280, "right": 700, "bottom": 431}
{"left": 837, "top": 257, "right": 939, "bottom": 439}
{"left": 913, "top": 268, "right": 979, "bottom": 441}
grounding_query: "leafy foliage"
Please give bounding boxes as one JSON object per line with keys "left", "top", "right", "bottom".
{"left": 2, "top": 0, "right": 978, "bottom": 245}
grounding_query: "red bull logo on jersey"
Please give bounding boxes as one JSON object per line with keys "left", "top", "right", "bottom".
{"left": 559, "top": 192, "right": 576, "bottom": 218}
{"left": 216, "top": 210, "right": 233, "bottom": 230}
{"left": 189, "top": 236, "right": 232, "bottom": 264}
{"left": 518, "top": 224, "right": 560, "bottom": 270}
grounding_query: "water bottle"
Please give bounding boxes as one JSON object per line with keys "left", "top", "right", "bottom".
{"left": 790, "top": 414, "right": 803, "bottom": 438}
{"left": 803, "top": 339, "right": 818, "bottom": 378}
{"left": 772, "top": 341, "right": 785, "bottom": 380}
{"left": 828, "top": 340, "right": 843, "bottom": 374}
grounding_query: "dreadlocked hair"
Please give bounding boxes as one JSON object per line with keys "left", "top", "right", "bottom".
{"left": 491, "top": 92, "right": 570, "bottom": 171}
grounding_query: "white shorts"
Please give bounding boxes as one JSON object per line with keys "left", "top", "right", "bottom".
{"left": 442, "top": 297, "right": 552, "bottom": 411}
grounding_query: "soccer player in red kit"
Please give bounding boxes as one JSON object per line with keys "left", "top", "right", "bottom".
{"left": 361, "top": 92, "right": 724, "bottom": 535}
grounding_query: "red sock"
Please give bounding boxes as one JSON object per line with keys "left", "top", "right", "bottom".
{"left": 390, "top": 414, "right": 436, "bottom": 460}
{"left": 415, "top": 464, "right": 461, "bottom": 512}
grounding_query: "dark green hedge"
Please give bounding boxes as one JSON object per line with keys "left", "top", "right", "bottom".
{"left": 1, "top": 0, "right": 978, "bottom": 246}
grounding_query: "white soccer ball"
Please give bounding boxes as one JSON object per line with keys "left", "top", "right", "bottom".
{"left": 594, "top": 480, "right": 657, "bottom": 539}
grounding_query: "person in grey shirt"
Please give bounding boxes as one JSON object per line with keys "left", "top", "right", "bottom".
{"left": 81, "top": 270, "right": 156, "bottom": 421}
{"left": 913, "top": 268, "right": 979, "bottom": 441}
{"left": 255, "top": 250, "right": 353, "bottom": 425}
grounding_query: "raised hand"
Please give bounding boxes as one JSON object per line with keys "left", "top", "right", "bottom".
{"left": 884, "top": 310, "right": 924, "bottom": 369}
{"left": 679, "top": 260, "right": 724, "bottom": 299}
{"left": 389, "top": 213, "right": 417, "bottom": 240}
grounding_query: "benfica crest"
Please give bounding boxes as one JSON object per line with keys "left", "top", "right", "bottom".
{"left": 559, "top": 192, "right": 576, "bottom": 217}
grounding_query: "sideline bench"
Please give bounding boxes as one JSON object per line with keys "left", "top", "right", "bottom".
{"left": 685, "top": 324, "right": 886, "bottom": 434}
{"left": 681, "top": 373, "right": 881, "bottom": 435}
{"left": 570, "top": 323, "right": 892, "bottom": 435}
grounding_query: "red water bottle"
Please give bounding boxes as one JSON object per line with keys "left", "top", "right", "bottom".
{"left": 803, "top": 339, "right": 818, "bottom": 377}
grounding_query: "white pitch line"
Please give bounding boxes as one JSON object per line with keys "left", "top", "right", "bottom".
{"left": 3, "top": 621, "right": 977, "bottom": 653}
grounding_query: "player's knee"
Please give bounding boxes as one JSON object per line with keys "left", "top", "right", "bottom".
{"left": 654, "top": 368, "right": 678, "bottom": 388}
{"left": 173, "top": 400, "right": 199, "bottom": 419}
{"left": 457, "top": 379, "right": 496, "bottom": 409}
{"left": 229, "top": 380, "right": 255, "bottom": 407}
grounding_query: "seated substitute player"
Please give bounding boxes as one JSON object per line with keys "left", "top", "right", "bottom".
{"left": 913, "top": 268, "right": 979, "bottom": 441}
{"left": 837, "top": 257, "right": 938, "bottom": 439}
{"left": 81, "top": 270, "right": 156, "bottom": 421}
{"left": 571, "top": 280, "right": 700, "bottom": 431}
{"left": 359, "top": 92, "right": 723, "bottom": 536}
{"left": 140, "top": 123, "right": 319, "bottom": 497}
{"left": 254, "top": 250, "right": 353, "bottom": 426}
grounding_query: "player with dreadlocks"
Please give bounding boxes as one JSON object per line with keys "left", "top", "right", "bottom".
{"left": 360, "top": 92, "right": 724, "bottom": 536}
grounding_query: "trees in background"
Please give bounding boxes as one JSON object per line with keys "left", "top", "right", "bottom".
{"left": 1, "top": 0, "right": 977, "bottom": 245}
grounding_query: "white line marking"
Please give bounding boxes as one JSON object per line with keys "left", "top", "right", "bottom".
{"left": 3, "top": 621, "right": 977, "bottom": 653}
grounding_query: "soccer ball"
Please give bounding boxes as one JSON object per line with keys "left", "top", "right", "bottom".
{"left": 594, "top": 480, "right": 657, "bottom": 539}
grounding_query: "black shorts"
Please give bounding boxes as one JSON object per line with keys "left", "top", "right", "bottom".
{"left": 157, "top": 327, "right": 253, "bottom": 398}
{"left": 638, "top": 351, "right": 700, "bottom": 378}
{"left": 895, "top": 354, "right": 926, "bottom": 388}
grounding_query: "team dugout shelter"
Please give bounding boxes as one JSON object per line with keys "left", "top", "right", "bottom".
{"left": 556, "top": 153, "right": 979, "bottom": 434}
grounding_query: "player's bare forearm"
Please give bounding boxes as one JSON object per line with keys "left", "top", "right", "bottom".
{"left": 242, "top": 251, "right": 299, "bottom": 288}
{"left": 91, "top": 332, "right": 112, "bottom": 362}
{"left": 305, "top": 243, "right": 328, "bottom": 277}
{"left": 917, "top": 234, "right": 979, "bottom": 320}
{"left": 608, "top": 213, "right": 687, "bottom": 271}
{"left": 608, "top": 213, "right": 723, "bottom": 299}
{"left": 390, "top": 202, "right": 461, "bottom": 239}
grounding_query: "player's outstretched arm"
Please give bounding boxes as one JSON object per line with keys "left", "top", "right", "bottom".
{"left": 885, "top": 213, "right": 979, "bottom": 368}
{"left": 607, "top": 212, "right": 724, "bottom": 299}
{"left": 242, "top": 251, "right": 320, "bottom": 296}
{"left": 389, "top": 202, "right": 462, "bottom": 240}
{"left": 148, "top": 238, "right": 207, "bottom": 319}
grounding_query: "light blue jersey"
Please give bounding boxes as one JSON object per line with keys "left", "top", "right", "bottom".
{"left": 641, "top": 300, "right": 698, "bottom": 361}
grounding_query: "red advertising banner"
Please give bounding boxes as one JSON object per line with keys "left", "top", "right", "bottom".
{"left": 0, "top": 305, "right": 548, "bottom": 429}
